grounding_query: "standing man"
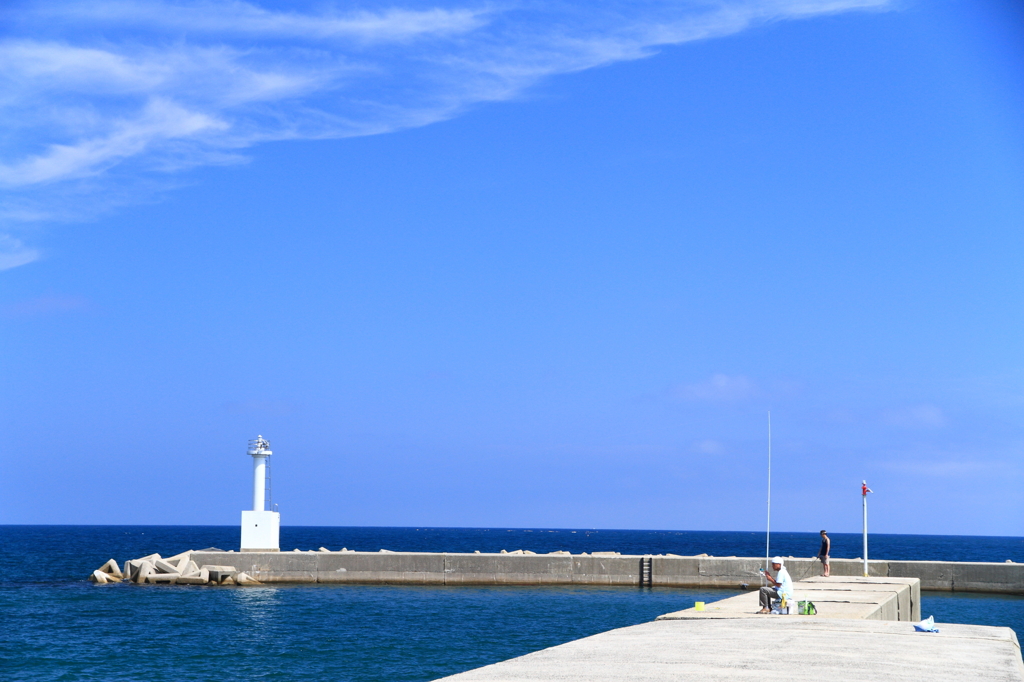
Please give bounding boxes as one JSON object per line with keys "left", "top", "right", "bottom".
{"left": 818, "top": 530, "right": 831, "bottom": 577}
{"left": 758, "top": 557, "right": 793, "bottom": 614}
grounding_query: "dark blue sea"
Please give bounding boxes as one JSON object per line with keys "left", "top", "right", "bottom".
{"left": 2, "top": 526, "right": 1022, "bottom": 681}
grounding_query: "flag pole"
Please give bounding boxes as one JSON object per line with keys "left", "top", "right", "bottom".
{"left": 862, "top": 480, "right": 870, "bottom": 577}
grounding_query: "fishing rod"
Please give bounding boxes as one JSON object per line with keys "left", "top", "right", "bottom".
{"left": 765, "top": 411, "right": 771, "bottom": 582}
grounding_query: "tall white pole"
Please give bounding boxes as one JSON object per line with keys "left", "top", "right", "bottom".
{"left": 862, "top": 480, "right": 869, "bottom": 577}
{"left": 766, "top": 412, "right": 771, "bottom": 571}
{"left": 253, "top": 455, "right": 267, "bottom": 512}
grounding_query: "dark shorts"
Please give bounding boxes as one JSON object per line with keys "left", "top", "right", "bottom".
{"left": 818, "top": 554, "right": 830, "bottom": 565}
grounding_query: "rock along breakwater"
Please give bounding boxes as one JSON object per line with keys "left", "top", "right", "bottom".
{"left": 89, "top": 550, "right": 263, "bottom": 586}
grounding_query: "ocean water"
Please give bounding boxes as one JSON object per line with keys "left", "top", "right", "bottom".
{"left": 1, "top": 526, "right": 1022, "bottom": 681}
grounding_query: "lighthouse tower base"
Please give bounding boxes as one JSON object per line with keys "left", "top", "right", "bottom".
{"left": 241, "top": 511, "right": 280, "bottom": 552}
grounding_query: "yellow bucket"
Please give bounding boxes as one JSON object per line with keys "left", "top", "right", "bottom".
{"left": 695, "top": 602, "right": 705, "bottom": 611}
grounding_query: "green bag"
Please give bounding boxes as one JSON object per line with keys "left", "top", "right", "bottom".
{"left": 798, "top": 600, "right": 817, "bottom": 615}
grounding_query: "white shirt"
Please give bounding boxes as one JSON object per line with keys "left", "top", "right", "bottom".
{"left": 775, "top": 566, "right": 794, "bottom": 600}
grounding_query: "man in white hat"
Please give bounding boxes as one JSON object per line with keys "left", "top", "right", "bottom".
{"left": 758, "top": 557, "right": 794, "bottom": 614}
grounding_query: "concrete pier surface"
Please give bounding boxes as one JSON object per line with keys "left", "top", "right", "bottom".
{"left": 435, "top": 576, "right": 1023, "bottom": 682}
{"left": 434, "top": 618, "right": 1024, "bottom": 682}
{"left": 186, "top": 550, "right": 1024, "bottom": 595}
{"left": 658, "top": 576, "right": 921, "bottom": 622}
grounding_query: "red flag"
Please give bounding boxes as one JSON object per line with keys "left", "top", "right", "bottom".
{"left": 862, "top": 483, "right": 873, "bottom": 495}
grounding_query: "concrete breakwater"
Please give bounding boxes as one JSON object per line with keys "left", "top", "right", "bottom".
{"left": 437, "top": 619, "right": 1024, "bottom": 682}
{"left": 117, "top": 550, "right": 1024, "bottom": 595}
{"left": 437, "top": 577, "right": 1024, "bottom": 682}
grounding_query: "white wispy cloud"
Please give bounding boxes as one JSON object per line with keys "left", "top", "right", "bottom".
{"left": 882, "top": 404, "right": 946, "bottom": 429}
{"left": 0, "top": 0, "right": 892, "bottom": 268}
{"left": 1, "top": 98, "right": 228, "bottom": 185}
{"left": 14, "top": 1, "right": 490, "bottom": 42}
{"left": 692, "top": 438, "right": 725, "bottom": 454}
{"left": 0, "top": 234, "right": 40, "bottom": 270}
{"left": 675, "top": 374, "right": 758, "bottom": 401}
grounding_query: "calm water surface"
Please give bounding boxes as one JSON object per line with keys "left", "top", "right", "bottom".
{"left": 1, "top": 526, "right": 1021, "bottom": 681}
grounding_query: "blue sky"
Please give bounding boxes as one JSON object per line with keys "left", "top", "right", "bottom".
{"left": 1, "top": 0, "right": 1022, "bottom": 536}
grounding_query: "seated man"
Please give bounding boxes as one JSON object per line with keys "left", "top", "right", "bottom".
{"left": 758, "top": 557, "right": 793, "bottom": 614}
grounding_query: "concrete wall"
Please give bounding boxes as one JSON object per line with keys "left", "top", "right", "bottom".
{"left": 187, "top": 551, "right": 1022, "bottom": 595}
{"left": 888, "top": 560, "right": 1024, "bottom": 594}
{"left": 320, "top": 552, "right": 446, "bottom": 585}
{"left": 571, "top": 556, "right": 644, "bottom": 586}
{"left": 446, "top": 554, "right": 575, "bottom": 585}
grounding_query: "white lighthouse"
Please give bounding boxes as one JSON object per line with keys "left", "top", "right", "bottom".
{"left": 240, "top": 435, "right": 280, "bottom": 552}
